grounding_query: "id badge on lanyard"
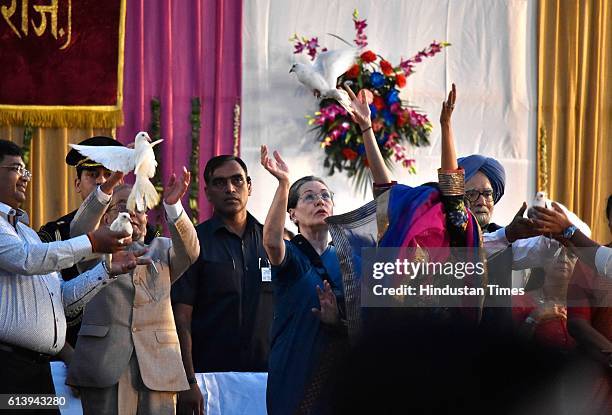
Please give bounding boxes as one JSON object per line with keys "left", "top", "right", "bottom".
{"left": 259, "top": 257, "right": 271, "bottom": 282}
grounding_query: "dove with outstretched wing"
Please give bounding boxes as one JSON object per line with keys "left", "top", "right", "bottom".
{"left": 290, "top": 48, "right": 357, "bottom": 111}
{"left": 69, "top": 131, "right": 163, "bottom": 211}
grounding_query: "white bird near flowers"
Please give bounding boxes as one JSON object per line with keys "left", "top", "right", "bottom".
{"left": 289, "top": 48, "right": 357, "bottom": 112}
{"left": 69, "top": 131, "right": 163, "bottom": 211}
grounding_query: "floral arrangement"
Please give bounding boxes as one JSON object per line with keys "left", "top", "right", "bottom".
{"left": 290, "top": 9, "right": 449, "bottom": 193}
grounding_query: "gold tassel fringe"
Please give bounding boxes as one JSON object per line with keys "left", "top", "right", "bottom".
{"left": 0, "top": 108, "right": 123, "bottom": 129}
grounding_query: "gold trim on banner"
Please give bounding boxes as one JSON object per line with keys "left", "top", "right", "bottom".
{"left": 0, "top": 0, "right": 126, "bottom": 128}
{"left": 233, "top": 103, "right": 241, "bottom": 156}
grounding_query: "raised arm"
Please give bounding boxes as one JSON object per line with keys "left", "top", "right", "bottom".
{"left": 261, "top": 145, "right": 290, "bottom": 265}
{"left": 71, "top": 171, "right": 124, "bottom": 237}
{"left": 164, "top": 168, "right": 200, "bottom": 282}
{"left": 440, "top": 83, "right": 458, "bottom": 171}
{"left": 344, "top": 85, "right": 392, "bottom": 185}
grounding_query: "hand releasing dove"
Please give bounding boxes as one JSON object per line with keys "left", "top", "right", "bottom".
{"left": 110, "top": 212, "right": 133, "bottom": 244}
{"left": 528, "top": 191, "right": 592, "bottom": 237}
{"left": 290, "top": 48, "right": 357, "bottom": 111}
{"left": 69, "top": 131, "right": 163, "bottom": 211}
{"left": 527, "top": 191, "right": 551, "bottom": 219}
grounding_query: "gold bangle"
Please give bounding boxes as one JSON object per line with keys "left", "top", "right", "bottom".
{"left": 438, "top": 169, "right": 464, "bottom": 196}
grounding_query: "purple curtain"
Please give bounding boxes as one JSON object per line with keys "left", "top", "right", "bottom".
{"left": 117, "top": 0, "right": 242, "bottom": 221}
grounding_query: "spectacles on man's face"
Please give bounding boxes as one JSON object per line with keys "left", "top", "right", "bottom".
{"left": 210, "top": 174, "right": 248, "bottom": 190}
{"left": 465, "top": 189, "right": 494, "bottom": 203}
{"left": 299, "top": 191, "right": 334, "bottom": 204}
{"left": 0, "top": 164, "right": 32, "bottom": 180}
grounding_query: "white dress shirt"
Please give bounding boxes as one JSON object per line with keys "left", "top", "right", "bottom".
{"left": 483, "top": 228, "right": 560, "bottom": 270}
{"left": 0, "top": 201, "right": 115, "bottom": 355}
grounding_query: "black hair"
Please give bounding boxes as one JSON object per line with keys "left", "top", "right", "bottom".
{"left": 287, "top": 175, "right": 329, "bottom": 212}
{"left": 607, "top": 194, "right": 612, "bottom": 221}
{"left": 203, "top": 155, "right": 249, "bottom": 184}
{"left": 0, "top": 140, "right": 23, "bottom": 164}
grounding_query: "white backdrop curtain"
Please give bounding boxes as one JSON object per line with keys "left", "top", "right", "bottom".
{"left": 242, "top": 0, "right": 537, "bottom": 230}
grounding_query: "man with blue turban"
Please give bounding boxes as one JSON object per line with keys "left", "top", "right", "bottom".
{"left": 458, "top": 155, "right": 507, "bottom": 232}
{"left": 458, "top": 154, "right": 590, "bottom": 335}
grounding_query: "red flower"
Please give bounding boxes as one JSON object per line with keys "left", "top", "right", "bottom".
{"left": 342, "top": 148, "right": 359, "bottom": 161}
{"left": 380, "top": 60, "right": 394, "bottom": 76}
{"left": 346, "top": 64, "right": 360, "bottom": 78}
{"left": 373, "top": 95, "right": 385, "bottom": 111}
{"left": 396, "top": 112, "right": 407, "bottom": 127}
{"left": 360, "top": 50, "right": 377, "bottom": 63}
{"left": 396, "top": 73, "right": 406, "bottom": 88}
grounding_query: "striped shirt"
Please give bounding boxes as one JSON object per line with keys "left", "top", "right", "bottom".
{"left": 0, "top": 201, "right": 113, "bottom": 355}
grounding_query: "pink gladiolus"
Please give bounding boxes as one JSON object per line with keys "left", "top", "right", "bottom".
{"left": 402, "top": 159, "right": 415, "bottom": 168}
{"left": 306, "top": 37, "right": 319, "bottom": 50}
{"left": 354, "top": 19, "right": 367, "bottom": 32}
{"left": 293, "top": 42, "right": 305, "bottom": 54}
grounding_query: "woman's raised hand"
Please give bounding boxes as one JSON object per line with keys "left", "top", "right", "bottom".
{"left": 440, "top": 83, "right": 456, "bottom": 126}
{"left": 343, "top": 84, "right": 372, "bottom": 129}
{"left": 260, "top": 145, "right": 290, "bottom": 184}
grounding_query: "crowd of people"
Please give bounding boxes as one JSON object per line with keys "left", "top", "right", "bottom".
{"left": 0, "top": 84, "right": 610, "bottom": 415}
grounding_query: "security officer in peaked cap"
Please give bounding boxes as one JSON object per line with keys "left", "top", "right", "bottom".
{"left": 38, "top": 136, "right": 160, "bottom": 349}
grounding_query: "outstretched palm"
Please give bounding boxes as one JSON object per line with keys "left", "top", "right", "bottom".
{"left": 343, "top": 85, "right": 371, "bottom": 128}
{"left": 163, "top": 167, "right": 191, "bottom": 205}
{"left": 260, "top": 145, "right": 290, "bottom": 183}
{"left": 440, "top": 83, "right": 456, "bottom": 126}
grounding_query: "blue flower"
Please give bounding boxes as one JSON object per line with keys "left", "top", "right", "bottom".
{"left": 369, "top": 104, "right": 377, "bottom": 118}
{"left": 382, "top": 109, "right": 395, "bottom": 126}
{"left": 370, "top": 72, "right": 385, "bottom": 88}
{"left": 386, "top": 89, "right": 400, "bottom": 105}
{"left": 357, "top": 144, "right": 366, "bottom": 155}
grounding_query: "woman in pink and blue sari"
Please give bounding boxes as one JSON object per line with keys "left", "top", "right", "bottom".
{"left": 327, "top": 84, "right": 483, "bottom": 336}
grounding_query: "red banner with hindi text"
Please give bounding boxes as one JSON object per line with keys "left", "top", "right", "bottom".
{"left": 0, "top": 0, "right": 125, "bottom": 127}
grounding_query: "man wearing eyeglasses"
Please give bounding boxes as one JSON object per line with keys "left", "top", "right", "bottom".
{"left": 0, "top": 139, "right": 141, "bottom": 411}
{"left": 172, "top": 155, "right": 273, "bottom": 415}
{"left": 66, "top": 167, "right": 199, "bottom": 414}
{"left": 458, "top": 155, "right": 590, "bottom": 334}
{"left": 458, "top": 155, "right": 590, "bottom": 266}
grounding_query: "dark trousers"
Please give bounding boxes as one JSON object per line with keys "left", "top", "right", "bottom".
{"left": 0, "top": 348, "right": 60, "bottom": 414}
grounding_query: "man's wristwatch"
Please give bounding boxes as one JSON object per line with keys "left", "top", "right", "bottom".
{"left": 187, "top": 376, "right": 198, "bottom": 385}
{"left": 562, "top": 224, "right": 578, "bottom": 239}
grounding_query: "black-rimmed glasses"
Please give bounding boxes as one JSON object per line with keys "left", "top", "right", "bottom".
{"left": 0, "top": 165, "right": 32, "bottom": 180}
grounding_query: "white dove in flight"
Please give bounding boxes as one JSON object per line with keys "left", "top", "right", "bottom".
{"left": 110, "top": 212, "right": 133, "bottom": 244}
{"left": 290, "top": 48, "right": 357, "bottom": 111}
{"left": 69, "top": 131, "right": 163, "bottom": 211}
